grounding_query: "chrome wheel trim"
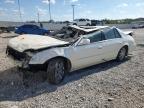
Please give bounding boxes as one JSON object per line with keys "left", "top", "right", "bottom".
{"left": 119, "top": 48, "right": 126, "bottom": 61}
{"left": 54, "top": 61, "right": 65, "bottom": 83}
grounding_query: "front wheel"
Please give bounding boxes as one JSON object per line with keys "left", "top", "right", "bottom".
{"left": 20, "top": 32, "right": 25, "bottom": 35}
{"left": 116, "top": 47, "right": 127, "bottom": 61}
{"left": 44, "top": 33, "right": 49, "bottom": 35}
{"left": 73, "top": 23, "right": 77, "bottom": 25}
{"left": 47, "top": 58, "right": 65, "bottom": 84}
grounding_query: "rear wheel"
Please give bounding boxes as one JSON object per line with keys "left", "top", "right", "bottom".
{"left": 47, "top": 58, "right": 65, "bottom": 84}
{"left": 44, "top": 33, "right": 48, "bottom": 35}
{"left": 20, "top": 32, "right": 25, "bottom": 35}
{"left": 86, "top": 23, "right": 90, "bottom": 26}
{"left": 117, "top": 47, "right": 127, "bottom": 61}
{"left": 73, "top": 23, "right": 77, "bottom": 25}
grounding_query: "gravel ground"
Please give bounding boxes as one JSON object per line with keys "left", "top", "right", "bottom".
{"left": 0, "top": 29, "right": 144, "bottom": 108}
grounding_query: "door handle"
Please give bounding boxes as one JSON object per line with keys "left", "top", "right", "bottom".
{"left": 98, "top": 46, "right": 103, "bottom": 49}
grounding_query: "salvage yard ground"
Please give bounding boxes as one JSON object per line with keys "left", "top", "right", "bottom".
{"left": 0, "top": 29, "right": 144, "bottom": 108}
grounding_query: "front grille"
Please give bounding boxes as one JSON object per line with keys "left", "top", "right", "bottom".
{"left": 6, "top": 47, "right": 26, "bottom": 60}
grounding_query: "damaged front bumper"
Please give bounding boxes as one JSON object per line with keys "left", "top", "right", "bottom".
{"left": 6, "top": 46, "right": 32, "bottom": 70}
{"left": 6, "top": 46, "right": 45, "bottom": 71}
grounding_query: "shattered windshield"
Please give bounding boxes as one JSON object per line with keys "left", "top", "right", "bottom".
{"left": 51, "top": 26, "right": 86, "bottom": 42}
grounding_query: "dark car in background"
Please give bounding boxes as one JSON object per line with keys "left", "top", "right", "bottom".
{"left": 132, "top": 24, "right": 144, "bottom": 29}
{"left": 15, "top": 24, "right": 50, "bottom": 35}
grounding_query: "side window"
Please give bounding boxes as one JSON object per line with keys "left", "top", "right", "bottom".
{"left": 26, "top": 25, "right": 32, "bottom": 28}
{"left": 114, "top": 28, "right": 121, "bottom": 38}
{"left": 85, "top": 31, "right": 104, "bottom": 43}
{"left": 103, "top": 28, "right": 116, "bottom": 39}
{"left": 33, "top": 25, "right": 39, "bottom": 29}
{"left": 21, "top": 25, "right": 28, "bottom": 28}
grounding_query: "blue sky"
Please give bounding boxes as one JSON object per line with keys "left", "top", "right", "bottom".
{"left": 0, "top": 0, "right": 144, "bottom": 21}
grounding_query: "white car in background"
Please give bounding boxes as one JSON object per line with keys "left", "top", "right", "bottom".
{"left": 6, "top": 26, "right": 136, "bottom": 84}
{"left": 73, "top": 19, "right": 91, "bottom": 26}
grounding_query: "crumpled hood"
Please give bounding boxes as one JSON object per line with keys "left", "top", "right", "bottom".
{"left": 8, "top": 34, "right": 68, "bottom": 52}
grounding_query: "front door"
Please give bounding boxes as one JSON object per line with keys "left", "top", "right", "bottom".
{"left": 69, "top": 31, "right": 106, "bottom": 70}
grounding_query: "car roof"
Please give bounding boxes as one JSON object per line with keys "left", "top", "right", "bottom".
{"left": 68, "top": 25, "right": 109, "bottom": 33}
{"left": 21, "top": 24, "right": 38, "bottom": 27}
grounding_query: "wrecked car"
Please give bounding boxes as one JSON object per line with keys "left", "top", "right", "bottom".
{"left": 6, "top": 26, "right": 136, "bottom": 84}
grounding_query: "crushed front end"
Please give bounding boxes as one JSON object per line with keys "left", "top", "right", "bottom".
{"left": 6, "top": 46, "right": 33, "bottom": 70}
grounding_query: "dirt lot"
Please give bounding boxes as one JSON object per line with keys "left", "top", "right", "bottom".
{"left": 0, "top": 29, "right": 144, "bottom": 108}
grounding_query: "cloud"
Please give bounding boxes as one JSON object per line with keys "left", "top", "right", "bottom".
{"left": 12, "top": 9, "right": 25, "bottom": 15}
{"left": 0, "top": 8, "right": 7, "bottom": 16}
{"left": 136, "top": 2, "right": 144, "bottom": 7}
{"left": 117, "top": 3, "right": 128, "bottom": 8}
{"left": 64, "top": 0, "right": 79, "bottom": 5}
{"left": 85, "top": 10, "right": 92, "bottom": 14}
{"left": 42, "top": 0, "right": 56, "bottom": 4}
{"left": 36, "top": 7, "right": 47, "bottom": 16}
{"left": 5, "top": 0, "right": 15, "bottom": 4}
{"left": 70, "top": 0, "right": 78, "bottom": 3}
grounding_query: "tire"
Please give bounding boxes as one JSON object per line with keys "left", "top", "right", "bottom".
{"left": 20, "top": 32, "right": 25, "bottom": 35}
{"left": 86, "top": 23, "right": 90, "bottom": 26}
{"left": 73, "top": 23, "right": 77, "bottom": 25}
{"left": 47, "top": 58, "right": 65, "bottom": 84}
{"left": 44, "top": 33, "right": 48, "bottom": 36}
{"left": 116, "top": 47, "right": 127, "bottom": 61}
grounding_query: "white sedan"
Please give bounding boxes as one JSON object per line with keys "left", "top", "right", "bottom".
{"left": 6, "top": 26, "right": 136, "bottom": 84}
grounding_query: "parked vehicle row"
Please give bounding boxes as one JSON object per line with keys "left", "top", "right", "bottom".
{"left": 72, "top": 19, "right": 91, "bottom": 26}
{"left": 132, "top": 24, "right": 144, "bottom": 29}
{"left": 6, "top": 25, "right": 136, "bottom": 84}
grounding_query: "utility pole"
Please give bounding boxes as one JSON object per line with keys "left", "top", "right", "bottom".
{"left": 37, "top": 12, "right": 40, "bottom": 23}
{"left": 72, "top": 5, "right": 75, "bottom": 21}
{"left": 18, "top": 0, "right": 23, "bottom": 22}
{"left": 48, "top": 0, "right": 52, "bottom": 21}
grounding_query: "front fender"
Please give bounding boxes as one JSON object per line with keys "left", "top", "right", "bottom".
{"left": 29, "top": 48, "right": 66, "bottom": 65}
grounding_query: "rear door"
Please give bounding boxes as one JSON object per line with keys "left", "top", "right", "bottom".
{"left": 25, "top": 25, "right": 34, "bottom": 34}
{"left": 102, "top": 28, "right": 124, "bottom": 60}
{"left": 31, "top": 25, "right": 41, "bottom": 34}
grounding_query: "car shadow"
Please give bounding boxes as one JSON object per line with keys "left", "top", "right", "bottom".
{"left": 0, "top": 58, "right": 130, "bottom": 102}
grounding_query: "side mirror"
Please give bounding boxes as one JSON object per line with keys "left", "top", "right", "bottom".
{"left": 78, "top": 38, "right": 90, "bottom": 46}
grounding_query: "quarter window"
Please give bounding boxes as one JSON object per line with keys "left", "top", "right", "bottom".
{"left": 114, "top": 28, "right": 121, "bottom": 38}
{"left": 103, "top": 28, "right": 116, "bottom": 39}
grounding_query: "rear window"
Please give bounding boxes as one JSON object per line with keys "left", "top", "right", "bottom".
{"left": 21, "top": 25, "right": 32, "bottom": 28}
{"left": 79, "top": 19, "right": 85, "bottom": 21}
